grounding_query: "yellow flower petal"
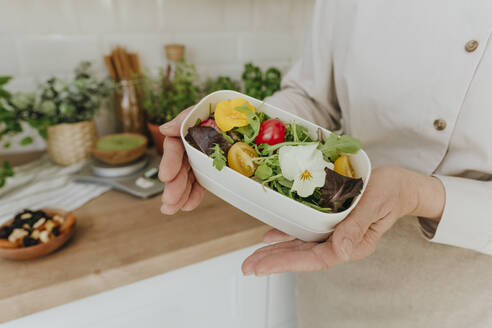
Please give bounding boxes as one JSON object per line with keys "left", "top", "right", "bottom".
{"left": 215, "top": 98, "right": 255, "bottom": 131}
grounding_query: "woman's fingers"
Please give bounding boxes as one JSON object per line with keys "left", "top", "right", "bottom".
{"left": 159, "top": 106, "right": 194, "bottom": 137}
{"left": 181, "top": 182, "right": 206, "bottom": 211}
{"left": 263, "top": 229, "right": 296, "bottom": 243}
{"left": 252, "top": 248, "right": 330, "bottom": 275}
{"left": 328, "top": 183, "right": 390, "bottom": 261}
{"left": 243, "top": 235, "right": 351, "bottom": 276}
{"left": 160, "top": 173, "right": 194, "bottom": 215}
{"left": 159, "top": 137, "right": 185, "bottom": 182}
{"left": 158, "top": 105, "right": 205, "bottom": 215}
{"left": 161, "top": 159, "right": 190, "bottom": 205}
{"left": 242, "top": 240, "right": 309, "bottom": 275}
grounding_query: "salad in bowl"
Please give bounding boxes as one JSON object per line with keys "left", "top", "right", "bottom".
{"left": 181, "top": 91, "right": 371, "bottom": 241}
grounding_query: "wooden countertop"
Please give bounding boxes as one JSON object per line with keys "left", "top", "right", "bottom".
{"left": 0, "top": 187, "right": 269, "bottom": 322}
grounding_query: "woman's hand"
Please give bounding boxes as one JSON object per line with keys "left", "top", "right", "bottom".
{"left": 158, "top": 106, "right": 205, "bottom": 214}
{"left": 242, "top": 166, "right": 445, "bottom": 276}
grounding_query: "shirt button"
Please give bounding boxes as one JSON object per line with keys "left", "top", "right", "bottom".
{"left": 465, "top": 40, "right": 479, "bottom": 52}
{"left": 433, "top": 119, "right": 447, "bottom": 131}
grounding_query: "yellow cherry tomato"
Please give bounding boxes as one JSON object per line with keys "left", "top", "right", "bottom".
{"left": 227, "top": 142, "right": 258, "bottom": 177}
{"left": 334, "top": 155, "right": 355, "bottom": 178}
{"left": 214, "top": 98, "right": 256, "bottom": 131}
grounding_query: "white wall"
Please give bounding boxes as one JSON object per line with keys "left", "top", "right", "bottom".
{"left": 0, "top": 0, "right": 315, "bottom": 152}
{"left": 0, "top": 0, "right": 315, "bottom": 91}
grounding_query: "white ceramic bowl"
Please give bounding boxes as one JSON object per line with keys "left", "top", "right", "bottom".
{"left": 181, "top": 90, "right": 372, "bottom": 241}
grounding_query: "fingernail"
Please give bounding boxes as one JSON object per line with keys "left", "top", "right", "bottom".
{"left": 160, "top": 204, "right": 170, "bottom": 214}
{"left": 242, "top": 266, "right": 253, "bottom": 276}
{"left": 159, "top": 120, "right": 176, "bottom": 132}
{"left": 340, "top": 238, "right": 353, "bottom": 261}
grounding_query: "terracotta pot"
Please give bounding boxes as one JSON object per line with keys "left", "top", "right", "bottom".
{"left": 147, "top": 122, "right": 165, "bottom": 155}
{"left": 47, "top": 120, "right": 97, "bottom": 166}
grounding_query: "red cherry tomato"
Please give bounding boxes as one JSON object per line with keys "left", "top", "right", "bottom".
{"left": 199, "top": 118, "right": 220, "bottom": 131}
{"left": 254, "top": 119, "right": 286, "bottom": 145}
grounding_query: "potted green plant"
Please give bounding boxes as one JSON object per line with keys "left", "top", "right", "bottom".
{"left": 0, "top": 76, "right": 17, "bottom": 188}
{"left": 242, "top": 62, "right": 282, "bottom": 100}
{"left": 10, "top": 62, "right": 112, "bottom": 166}
{"left": 0, "top": 76, "right": 43, "bottom": 188}
{"left": 202, "top": 76, "right": 240, "bottom": 95}
{"left": 140, "top": 60, "right": 199, "bottom": 154}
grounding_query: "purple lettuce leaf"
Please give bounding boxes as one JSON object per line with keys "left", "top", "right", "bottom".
{"left": 185, "top": 126, "right": 231, "bottom": 156}
{"left": 320, "top": 168, "right": 363, "bottom": 212}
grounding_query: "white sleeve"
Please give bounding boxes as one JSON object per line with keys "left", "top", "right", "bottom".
{"left": 421, "top": 175, "right": 492, "bottom": 255}
{"left": 265, "top": 0, "right": 341, "bottom": 131}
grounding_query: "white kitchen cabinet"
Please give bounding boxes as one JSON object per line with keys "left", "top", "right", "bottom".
{"left": 5, "top": 245, "right": 297, "bottom": 328}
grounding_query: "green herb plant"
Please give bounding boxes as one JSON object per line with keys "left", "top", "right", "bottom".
{"left": 242, "top": 63, "right": 282, "bottom": 100}
{"left": 140, "top": 60, "right": 199, "bottom": 125}
{"left": 202, "top": 76, "right": 240, "bottom": 95}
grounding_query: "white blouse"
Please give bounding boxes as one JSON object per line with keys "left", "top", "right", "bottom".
{"left": 268, "top": 0, "right": 492, "bottom": 255}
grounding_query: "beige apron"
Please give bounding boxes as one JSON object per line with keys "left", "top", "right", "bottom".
{"left": 296, "top": 216, "right": 492, "bottom": 328}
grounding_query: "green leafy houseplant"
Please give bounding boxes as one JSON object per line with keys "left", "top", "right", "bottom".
{"left": 0, "top": 76, "right": 22, "bottom": 147}
{"left": 33, "top": 61, "right": 112, "bottom": 125}
{"left": 0, "top": 76, "right": 16, "bottom": 187}
{"left": 242, "top": 62, "right": 282, "bottom": 100}
{"left": 0, "top": 76, "right": 37, "bottom": 187}
{"left": 6, "top": 62, "right": 111, "bottom": 140}
{"left": 140, "top": 60, "right": 199, "bottom": 154}
{"left": 3, "top": 62, "right": 112, "bottom": 168}
{"left": 202, "top": 76, "right": 240, "bottom": 95}
{"left": 140, "top": 60, "right": 199, "bottom": 125}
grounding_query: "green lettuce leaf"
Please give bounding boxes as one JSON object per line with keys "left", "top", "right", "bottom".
{"left": 210, "top": 144, "right": 227, "bottom": 171}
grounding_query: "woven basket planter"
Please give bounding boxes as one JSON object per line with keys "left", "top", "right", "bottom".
{"left": 47, "top": 120, "right": 97, "bottom": 166}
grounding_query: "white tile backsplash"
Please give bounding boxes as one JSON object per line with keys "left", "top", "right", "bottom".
{"left": 114, "top": 0, "right": 160, "bottom": 33}
{"left": 0, "top": 0, "right": 28, "bottom": 34}
{"left": 72, "top": 0, "right": 118, "bottom": 34}
{"left": 238, "top": 33, "right": 302, "bottom": 63}
{"left": 160, "top": 0, "right": 228, "bottom": 33}
{"left": 1, "top": 0, "right": 314, "bottom": 82}
{"left": 1, "top": 0, "right": 315, "bottom": 151}
{"left": 252, "top": 0, "right": 295, "bottom": 33}
{"left": 0, "top": 37, "right": 19, "bottom": 75}
{"left": 224, "top": 0, "right": 253, "bottom": 31}
{"left": 178, "top": 33, "right": 238, "bottom": 65}
{"left": 0, "top": 0, "right": 78, "bottom": 35}
{"left": 17, "top": 35, "right": 102, "bottom": 76}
